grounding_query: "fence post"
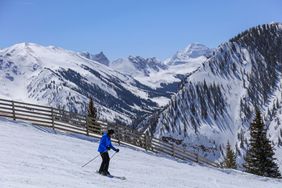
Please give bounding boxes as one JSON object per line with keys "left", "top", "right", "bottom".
{"left": 117, "top": 127, "right": 121, "bottom": 146}
{"left": 145, "top": 133, "right": 147, "bottom": 151}
{"left": 11, "top": 101, "right": 16, "bottom": 120}
{"left": 51, "top": 107, "right": 55, "bottom": 130}
{"left": 86, "top": 116, "right": 89, "bottom": 136}
{"left": 131, "top": 129, "right": 136, "bottom": 145}
{"left": 196, "top": 153, "right": 199, "bottom": 163}
{"left": 145, "top": 131, "right": 150, "bottom": 151}
{"left": 172, "top": 144, "right": 175, "bottom": 157}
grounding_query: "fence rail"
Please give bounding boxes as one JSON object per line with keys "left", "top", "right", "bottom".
{"left": 0, "top": 98, "right": 219, "bottom": 168}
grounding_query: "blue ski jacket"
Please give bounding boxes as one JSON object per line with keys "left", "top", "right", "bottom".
{"left": 98, "top": 133, "right": 117, "bottom": 153}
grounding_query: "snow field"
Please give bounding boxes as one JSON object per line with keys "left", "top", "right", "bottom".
{"left": 0, "top": 118, "right": 282, "bottom": 188}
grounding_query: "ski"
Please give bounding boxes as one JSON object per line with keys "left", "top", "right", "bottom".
{"left": 110, "top": 175, "right": 126, "bottom": 180}
{"left": 96, "top": 171, "right": 126, "bottom": 180}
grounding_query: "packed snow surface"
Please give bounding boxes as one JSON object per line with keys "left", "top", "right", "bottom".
{"left": 0, "top": 118, "right": 281, "bottom": 188}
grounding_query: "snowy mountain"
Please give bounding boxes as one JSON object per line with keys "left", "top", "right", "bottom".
{"left": 145, "top": 23, "right": 282, "bottom": 166}
{"left": 1, "top": 118, "right": 282, "bottom": 188}
{"left": 0, "top": 41, "right": 211, "bottom": 126}
{"left": 110, "top": 45, "right": 212, "bottom": 106}
{"left": 0, "top": 43, "right": 160, "bottom": 124}
{"left": 110, "top": 56, "right": 167, "bottom": 77}
{"left": 164, "top": 43, "right": 213, "bottom": 65}
{"left": 79, "top": 51, "right": 110, "bottom": 66}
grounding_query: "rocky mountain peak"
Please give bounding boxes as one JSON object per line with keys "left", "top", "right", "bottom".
{"left": 79, "top": 51, "right": 110, "bottom": 66}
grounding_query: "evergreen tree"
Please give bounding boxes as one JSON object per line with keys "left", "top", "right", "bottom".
{"left": 224, "top": 141, "right": 237, "bottom": 169}
{"left": 88, "top": 97, "right": 97, "bottom": 121}
{"left": 244, "top": 109, "right": 281, "bottom": 178}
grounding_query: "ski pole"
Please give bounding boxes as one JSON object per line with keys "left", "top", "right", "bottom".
{"left": 81, "top": 153, "right": 100, "bottom": 168}
{"left": 110, "top": 152, "right": 118, "bottom": 159}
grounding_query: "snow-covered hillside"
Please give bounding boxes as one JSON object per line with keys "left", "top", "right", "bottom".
{"left": 148, "top": 23, "right": 282, "bottom": 166}
{"left": 0, "top": 43, "right": 161, "bottom": 124}
{"left": 1, "top": 118, "right": 281, "bottom": 188}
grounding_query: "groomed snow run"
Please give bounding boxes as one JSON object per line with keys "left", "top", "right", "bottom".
{"left": 0, "top": 118, "right": 281, "bottom": 188}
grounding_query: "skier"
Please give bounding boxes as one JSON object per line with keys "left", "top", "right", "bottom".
{"left": 98, "top": 129, "right": 119, "bottom": 176}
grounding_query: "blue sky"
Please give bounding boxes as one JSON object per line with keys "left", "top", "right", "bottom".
{"left": 0, "top": 0, "right": 281, "bottom": 60}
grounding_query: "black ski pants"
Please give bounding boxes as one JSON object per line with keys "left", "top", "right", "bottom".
{"left": 99, "top": 152, "right": 110, "bottom": 173}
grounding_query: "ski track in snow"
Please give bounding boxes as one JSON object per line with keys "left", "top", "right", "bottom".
{"left": 0, "top": 118, "right": 281, "bottom": 188}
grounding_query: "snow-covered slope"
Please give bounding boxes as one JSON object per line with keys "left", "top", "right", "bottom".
{"left": 0, "top": 43, "right": 159, "bottom": 124}
{"left": 1, "top": 118, "right": 281, "bottom": 188}
{"left": 147, "top": 23, "right": 282, "bottom": 166}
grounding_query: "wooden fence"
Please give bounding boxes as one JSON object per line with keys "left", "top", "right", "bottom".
{"left": 0, "top": 98, "right": 219, "bottom": 168}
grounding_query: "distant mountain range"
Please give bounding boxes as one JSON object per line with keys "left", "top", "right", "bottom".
{"left": 108, "top": 43, "right": 211, "bottom": 106}
{"left": 0, "top": 41, "right": 210, "bottom": 124}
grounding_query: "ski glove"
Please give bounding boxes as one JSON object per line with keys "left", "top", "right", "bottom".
{"left": 107, "top": 146, "right": 111, "bottom": 150}
{"left": 115, "top": 149, "right": 120, "bottom": 153}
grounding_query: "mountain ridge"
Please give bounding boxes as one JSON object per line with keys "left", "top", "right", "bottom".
{"left": 144, "top": 23, "right": 282, "bottom": 167}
